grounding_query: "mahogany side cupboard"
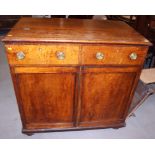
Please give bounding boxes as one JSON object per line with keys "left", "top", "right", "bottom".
{"left": 2, "top": 18, "right": 151, "bottom": 135}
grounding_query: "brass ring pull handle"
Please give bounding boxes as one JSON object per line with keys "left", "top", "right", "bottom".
{"left": 56, "top": 51, "right": 65, "bottom": 60}
{"left": 96, "top": 52, "right": 104, "bottom": 60}
{"left": 129, "top": 52, "right": 137, "bottom": 60}
{"left": 16, "top": 51, "right": 25, "bottom": 60}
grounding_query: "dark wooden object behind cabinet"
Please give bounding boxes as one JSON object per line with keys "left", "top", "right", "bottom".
{"left": 2, "top": 18, "right": 151, "bottom": 135}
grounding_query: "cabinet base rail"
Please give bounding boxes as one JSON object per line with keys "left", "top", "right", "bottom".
{"left": 22, "top": 122, "right": 126, "bottom": 136}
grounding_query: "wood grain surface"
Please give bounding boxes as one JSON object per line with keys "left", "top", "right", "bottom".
{"left": 81, "top": 45, "right": 148, "bottom": 65}
{"left": 5, "top": 44, "right": 148, "bottom": 66}
{"left": 2, "top": 17, "right": 151, "bottom": 45}
{"left": 5, "top": 44, "right": 79, "bottom": 65}
{"left": 15, "top": 67, "right": 77, "bottom": 129}
{"left": 2, "top": 17, "right": 150, "bottom": 133}
{"left": 79, "top": 67, "right": 137, "bottom": 127}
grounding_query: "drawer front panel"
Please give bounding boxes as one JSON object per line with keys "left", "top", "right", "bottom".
{"left": 6, "top": 44, "right": 79, "bottom": 65}
{"left": 81, "top": 45, "right": 148, "bottom": 65}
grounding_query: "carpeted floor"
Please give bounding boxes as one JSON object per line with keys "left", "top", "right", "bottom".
{"left": 0, "top": 42, "right": 155, "bottom": 139}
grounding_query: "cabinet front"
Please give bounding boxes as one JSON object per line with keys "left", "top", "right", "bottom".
{"left": 79, "top": 67, "right": 139, "bottom": 128}
{"left": 13, "top": 67, "right": 77, "bottom": 130}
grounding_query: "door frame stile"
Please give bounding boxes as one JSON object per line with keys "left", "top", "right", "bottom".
{"left": 74, "top": 66, "right": 82, "bottom": 127}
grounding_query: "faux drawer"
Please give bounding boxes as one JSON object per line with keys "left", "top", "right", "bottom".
{"left": 5, "top": 44, "right": 79, "bottom": 65}
{"left": 81, "top": 45, "right": 148, "bottom": 65}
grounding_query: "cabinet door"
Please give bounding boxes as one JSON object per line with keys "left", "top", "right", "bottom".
{"left": 13, "top": 67, "right": 77, "bottom": 130}
{"left": 79, "top": 67, "right": 139, "bottom": 127}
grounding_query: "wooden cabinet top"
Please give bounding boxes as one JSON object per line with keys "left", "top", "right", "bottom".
{"left": 3, "top": 17, "right": 151, "bottom": 46}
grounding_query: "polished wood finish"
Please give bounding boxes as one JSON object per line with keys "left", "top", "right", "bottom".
{"left": 81, "top": 45, "right": 148, "bottom": 65}
{"left": 14, "top": 66, "right": 78, "bottom": 73}
{"left": 15, "top": 67, "right": 76, "bottom": 129}
{"left": 5, "top": 43, "right": 148, "bottom": 66}
{"left": 0, "top": 16, "right": 31, "bottom": 36}
{"left": 2, "top": 18, "right": 150, "bottom": 134}
{"left": 3, "top": 17, "right": 151, "bottom": 45}
{"left": 79, "top": 67, "right": 137, "bottom": 127}
{"left": 5, "top": 44, "right": 79, "bottom": 65}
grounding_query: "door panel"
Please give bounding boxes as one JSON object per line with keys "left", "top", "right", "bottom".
{"left": 79, "top": 67, "right": 137, "bottom": 127}
{"left": 15, "top": 67, "right": 77, "bottom": 129}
